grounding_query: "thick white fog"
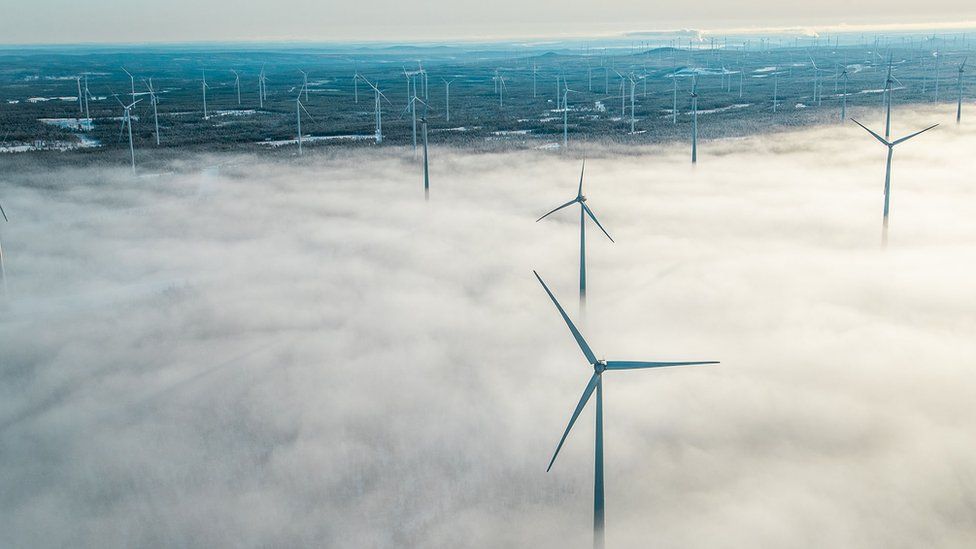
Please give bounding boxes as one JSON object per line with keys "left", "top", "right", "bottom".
{"left": 1, "top": 105, "right": 975, "bottom": 548}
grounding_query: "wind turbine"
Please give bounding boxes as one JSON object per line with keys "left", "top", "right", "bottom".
{"left": 201, "top": 70, "right": 210, "bottom": 120}
{"left": 810, "top": 57, "right": 831, "bottom": 106}
{"left": 851, "top": 118, "right": 939, "bottom": 246}
{"left": 626, "top": 74, "right": 637, "bottom": 134}
{"left": 232, "top": 70, "right": 241, "bottom": 106}
{"left": 115, "top": 95, "right": 141, "bottom": 174}
{"left": 83, "top": 74, "right": 92, "bottom": 123}
{"left": 533, "top": 270, "right": 718, "bottom": 549}
{"left": 299, "top": 70, "right": 309, "bottom": 102}
{"left": 561, "top": 83, "right": 582, "bottom": 148}
{"left": 536, "top": 161, "right": 613, "bottom": 309}
{"left": 837, "top": 66, "right": 850, "bottom": 121}
{"left": 691, "top": 76, "right": 699, "bottom": 164}
{"left": 402, "top": 92, "right": 425, "bottom": 154}
{"left": 957, "top": 58, "right": 967, "bottom": 123}
{"left": 353, "top": 71, "right": 361, "bottom": 103}
{"left": 880, "top": 55, "right": 903, "bottom": 139}
{"left": 615, "top": 72, "right": 626, "bottom": 116}
{"left": 496, "top": 74, "right": 508, "bottom": 107}
{"left": 76, "top": 76, "right": 83, "bottom": 114}
{"left": 144, "top": 78, "right": 160, "bottom": 145}
{"left": 258, "top": 67, "right": 268, "bottom": 109}
{"left": 0, "top": 201, "right": 7, "bottom": 299}
{"left": 555, "top": 75, "right": 562, "bottom": 109}
{"left": 404, "top": 68, "right": 416, "bottom": 108}
{"left": 442, "top": 78, "right": 455, "bottom": 122}
{"left": 122, "top": 67, "right": 136, "bottom": 105}
{"left": 773, "top": 72, "right": 779, "bottom": 112}
{"left": 361, "top": 76, "right": 391, "bottom": 144}
{"left": 295, "top": 82, "right": 314, "bottom": 156}
{"left": 420, "top": 103, "right": 431, "bottom": 200}
{"left": 672, "top": 75, "right": 678, "bottom": 124}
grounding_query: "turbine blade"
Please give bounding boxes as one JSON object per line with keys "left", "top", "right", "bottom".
{"left": 547, "top": 372, "right": 599, "bottom": 472}
{"left": 582, "top": 203, "right": 613, "bottom": 243}
{"left": 604, "top": 360, "right": 719, "bottom": 370}
{"left": 893, "top": 124, "right": 939, "bottom": 146}
{"left": 0, "top": 202, "right": 7, "bottom": 222}
{"left": 533, "top": 271, "right": 596, "bottom": 365}
{"left": 300, "top": 102, "right": 315, "bottom": 122}
{"left": 850, "top": 118, "right": 890, "bottom": 146}
{"left": 577, "top": 159, "right": 585, "bottom": 197}
{"left": 536, "top": 198, "right": 578, "bottom": 222}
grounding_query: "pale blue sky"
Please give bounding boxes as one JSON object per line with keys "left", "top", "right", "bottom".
{"left": 2, "top": 0, "right": 975, "bottom": 44}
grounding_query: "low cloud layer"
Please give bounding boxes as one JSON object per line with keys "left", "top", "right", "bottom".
{"left": 1, "top": 104, "right": 975, "bottom": 548}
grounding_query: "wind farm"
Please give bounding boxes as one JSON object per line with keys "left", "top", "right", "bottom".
{"left": 2, "top": 11, "right": 976, "bottom": 549}
{"left": 1, "top": 34, "right": 973, "bottom": 157}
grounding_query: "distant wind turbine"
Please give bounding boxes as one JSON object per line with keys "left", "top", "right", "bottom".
{"left": 402, "top": 92, "right": 427, "bottom": 154}
{"left": 773, "top": 72, "right": 779, "bottom": 112}
{"left": 810, "top": 57, "right": 831, "bottom": 106}
{"left": 562, "top": 83, "right": 582, "bottom": 148}
{"left": 672, "top": 75, "right": 678, "bottom": 124}
{"left": 536, "top": 160, "right": 613, "bottom": 309}
{"left": 496, "top": 74, "right": 507, "bottom": 107}
{"left": 691, "top": 76, "right": 700, "bottom": 164}
{"left": 201, "top": 70, "right": 210, "bottom": 120}
{"left": 76, "top": 76, "right": 83, "bottom": 114}
{"left": 533, "top": 270, "right": 718, "bottom": 549}
{"left": 122, "top": 67, "right": 136, "bottom": 105}
{"left": 295, "top": 83, "right": 314, "bottom": 156}
{"left": 232, "top": 70, "right": 241, "bottom": 106}
{"left": 880, "top": 55, "right": 904, "bottom": 139}
{"left": 144, "top": 78, "right": 160, "bottom": 145}
{"left": 420, "top": 103, "right": 431, "bottom": 200}
{"left": 957, "top": 58, "right": 967, "bottom": 123}
{"left": 115, "top": 95, "right": 141, "bottom": 174}
{"left": 83, "top": 74, "right": 92, "bottom": 122}
{"left": 441, "top": 78, "right": 455, "bottom": 122}
{"left": 837, "top": 66, "right": 850, "bottom": 121}
{"left": 299, "top": 70, "right": 309, "bottom": 102}
{"left": 0, "top": 201, "right": 7, "bottom": 298}
{"left": 851, "top": 118, "right": 939, "bottom": 246}
{"left": 361, "top": 76, "right": 391, "bottom": 143}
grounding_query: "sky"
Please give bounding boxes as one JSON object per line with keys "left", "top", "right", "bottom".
{"left": 1, "top": 103, "right": 975, "bottom": 547}
{"left": 2, "top": 1, "right": 976, "bottom": 44}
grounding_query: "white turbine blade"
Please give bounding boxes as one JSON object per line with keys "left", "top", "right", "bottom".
{"left": 533, "top": 271, "right": 597, "bottom": 365}
{"left": 893, "top": 124, "right": 939, "bottom": 146}
{"left": 547, "top": 372, "right": 599, "bottom": 472}
{"left": 299, "top": 101, "right": 315, "bottom": 122}
{"left": 604, "top": 360, "right": 718, "bottom": 370}
{"left": 850, "top": 118, "right": 890, "bottom": 146}
{"left": 576, "top": 160, "right": 585, "bottom": 197}
{"left": 582, "top": 203, "right": 614, "bottom": 243}
{"left": 536, "top": 198, "right": 578, "bottom": 222}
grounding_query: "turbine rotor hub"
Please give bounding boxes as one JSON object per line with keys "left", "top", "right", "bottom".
{"left": 594, "top": 360, "right": 607, "bottom": 373}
